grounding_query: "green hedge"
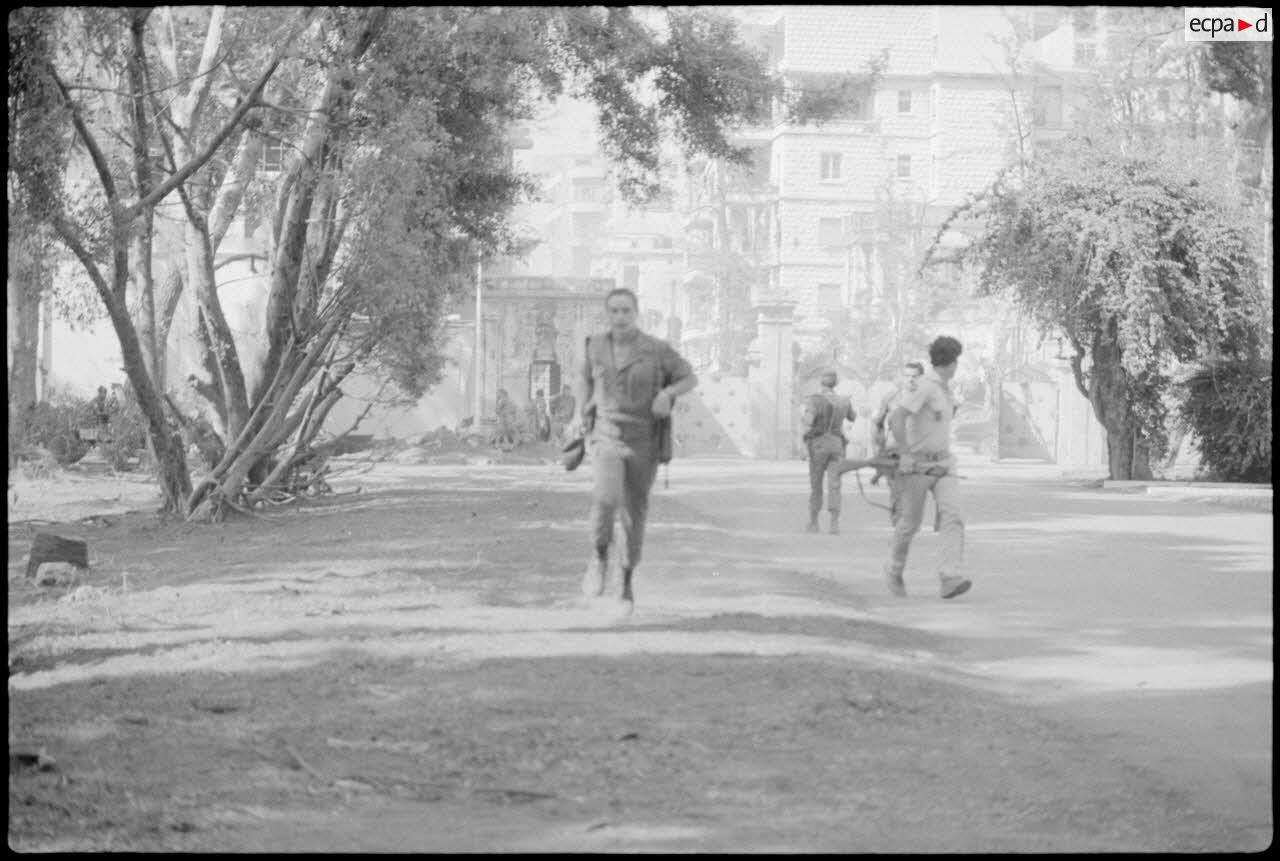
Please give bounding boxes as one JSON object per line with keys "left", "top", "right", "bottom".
{"left": 1178, "top": 358, "right": 1272, "bottom": 483}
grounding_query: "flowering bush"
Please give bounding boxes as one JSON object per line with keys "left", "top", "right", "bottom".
{"left": 1178, "top": 358, "right": 1272, "bottom": 483}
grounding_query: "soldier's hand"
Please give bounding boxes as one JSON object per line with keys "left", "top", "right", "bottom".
{"left": 651, "top": 389, "right": 674, "bottom": 419}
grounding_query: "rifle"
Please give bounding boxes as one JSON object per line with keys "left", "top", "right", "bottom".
{"left": 829, "top": 453, "right": 900, "bottom": 481}
{"left": 827, "top": 453, "right": 900, "bottom": 513}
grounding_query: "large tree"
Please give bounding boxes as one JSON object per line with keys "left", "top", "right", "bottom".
{"left": 7, "top": 8, "right": 70, "bottom": 424}
{"left": 936, "top": 130, "right": 1265, "bottom": 479}
{"left": 10, "top": 5, "right": 856, "bottom": 520}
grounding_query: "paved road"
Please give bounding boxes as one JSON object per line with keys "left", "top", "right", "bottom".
{"left": 627, "top": 456, "right": 1272, "bottom": 845}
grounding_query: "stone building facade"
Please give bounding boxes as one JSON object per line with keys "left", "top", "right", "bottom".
{"left": 667, "top": 5, "right": 1118, "bottom": 465}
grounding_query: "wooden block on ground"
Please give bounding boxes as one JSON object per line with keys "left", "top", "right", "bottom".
{"left": 25, "top": 533, "right": 89, "bottom": 579}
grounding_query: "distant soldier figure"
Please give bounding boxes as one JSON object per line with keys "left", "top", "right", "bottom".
{"left": 828, "top": 360, "right": 924, "bottom": 522}
{"left": 93, "top": 386, "right": 111, "bottom": 430}
{"left": 883, "top": 335, "right": 971, "bottom": 600}
{"left": 531, "top": 388, "right": 551, "bottom": 442}
{"left": 494, "top": 389, "right": 519, "bottom": 450}
{"left": 549, "top": 384, "right": 576, "bottom": 445}
{"left": 870, "top": 361, "right": 924, "bottom": 506}
{"left": 801, "top": 369, "right": 857, "bottom": 534}
{"left": 870, "top": 362, "right": 923, "bottom": 462}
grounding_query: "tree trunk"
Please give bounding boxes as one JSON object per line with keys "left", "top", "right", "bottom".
{"left": 185, "top": 212, "right": 251, "bottom": 441}
{"left": 127, "top": 10, "right": 161, "bottom": 385}
{"left": 1104, "top": 425, "right": 1153, "bottom": 482}
{"left": 187, "top": 313, "right": 345, "bottom": 520}
{"left": 7, "top": 246, "right": 46, "bottom": 415}
{"left": 103, "top": 288, "right": 194, "bottom": 515}
{"left": 1086, "top": 323, "right": 1154, "bottom": 480}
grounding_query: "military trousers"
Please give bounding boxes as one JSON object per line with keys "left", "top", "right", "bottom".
{"left": 885, "top": 471, "right": 964, "bottom": 582}
{"left": 588, "top": 424, "right": 660, "bottom": 570}
{"left": 806, "top": 434, "right": 845, "bottom": 516}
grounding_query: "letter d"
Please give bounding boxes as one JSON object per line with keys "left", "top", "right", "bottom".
{"left": 1257, "top": 13, "right": 1268, "bottom": 33}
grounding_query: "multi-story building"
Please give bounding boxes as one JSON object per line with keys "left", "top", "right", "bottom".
{"left": 508, "top": 99, "right": 686, "bottom": 339}
{"left": 667, "top": 5, "right": 1158, "bottom": 464}
{"left": 452, "top": 7, "right": 1220, "bottom": 466}
{"left": 687, "top": 6, "right": 1049, "bottom": 352}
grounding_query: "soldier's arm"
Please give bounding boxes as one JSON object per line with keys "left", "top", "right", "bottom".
{"left": 665, "top": 373, "right": 697, "bottom": 399}
{"left": 661, "top": 347, "right": 697, "bottom": 399}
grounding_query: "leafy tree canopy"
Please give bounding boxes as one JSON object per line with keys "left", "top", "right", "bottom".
{"left": 10, "top": 5, "right": 865, "bottom": 517}
{"left": 934, "top": 128, "right": 1266, "bottom": 477}
{"left": 1199, "top": 41, "right": 1272, "bottom": 107}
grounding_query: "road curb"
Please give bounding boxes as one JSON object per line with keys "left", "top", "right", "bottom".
{"left": 1101, "top": 480, "right": 1272, "bottom": 511}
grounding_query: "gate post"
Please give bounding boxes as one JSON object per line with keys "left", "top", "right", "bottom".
{"left": 748, "top": 300, "right": 797, "bottom": 460}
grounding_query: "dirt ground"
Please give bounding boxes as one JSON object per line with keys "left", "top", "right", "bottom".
{"left": 6, "top": 452, "right": 1264, "bottom": 852}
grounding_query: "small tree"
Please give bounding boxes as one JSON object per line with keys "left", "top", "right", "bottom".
{"left": 936, "top": 129, "right": 1265, "bottom": 479}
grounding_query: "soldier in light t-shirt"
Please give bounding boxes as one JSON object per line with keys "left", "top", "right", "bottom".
{"left": 883, "top": 336, "right": 971, "bottom": 600}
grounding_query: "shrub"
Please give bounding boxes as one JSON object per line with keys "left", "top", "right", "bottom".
{"left": 98, "top": 390, "right": 150, "bottom": 471}
{"left": 1177, "top": 358, "right": 1272, "bottom": 483}
{"left": 7, "top": 387, "right": 152, "bottom": 471}
{"left": 8, "top": 394, "right": 92, "bottom": 466}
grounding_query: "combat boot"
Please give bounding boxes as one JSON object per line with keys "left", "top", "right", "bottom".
{"left": 884, "top": 562, "right": 907, "bottom": 597}
{"left": 806, "top": 513, "right": 820, "bottom": 533}
{"left": 581, "top": 555, "right": 607, "bottom": 597}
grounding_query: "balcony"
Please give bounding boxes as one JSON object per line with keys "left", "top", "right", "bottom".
{"left": 725, "top": 184, "right": 779, "bottom": 205}
{"left": 567, "top": 164, "right": 607, "bottom": 181}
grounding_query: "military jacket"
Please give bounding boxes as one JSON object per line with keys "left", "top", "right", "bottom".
{"left": 582, "top": 330, "right": 693, "bottom": 435}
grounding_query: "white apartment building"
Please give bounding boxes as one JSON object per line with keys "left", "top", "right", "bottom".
{"left": 693, "top": 5, "right": 1062, "bottom": 352}
{"left": 509, "top": 98, "right": 687, "bottom": 339}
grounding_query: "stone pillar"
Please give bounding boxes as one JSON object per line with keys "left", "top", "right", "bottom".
{"left": 446, "top": 320, "right": 475, "bottom": 420}
{"left": 480, "top": 311, "right": 500, "bottom": 419}
{"left": 747, "top": 300, "right": 797, "bottom": 460}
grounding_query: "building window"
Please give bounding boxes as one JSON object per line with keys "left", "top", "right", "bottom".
{"left": 898, "top": 90, "right": 912, "bottom": 113}
{"left": 896, "top": 154, "right": 912, "bottom": 178}
{"left": 817, "top": 282, "right": 843, "bottom": 308}
{"left": 844, "top": 212, "right": 871, "bottom": 237}
{"left": 819, "top": 152, "right": 842, "bottom": 181}
{"left": 1032, "top": 85, "right": 1063, "bottom": 128}
{"left": 262, "top": 139, "right": 287, "bottom": 173}
{"left": 572, "top": 246, "right": 591, "bottom": 276}
{"left": 623, "top": 265, "right": 639, "bottom": 291}
{"left": 818, "top": 217, "right": 844, "bottom": 247}
{"left": 653, "top": 236, "right": 673, "bottom": 249}
{"left": 572, "top": 181, "right": 605, "bottom": 203}
{"left": 1073, "top": 41, "right": 1097, "bottom": 67}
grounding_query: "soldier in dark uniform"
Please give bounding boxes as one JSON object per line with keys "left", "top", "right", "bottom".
{"left": 801, "top": 369, "right": 857, "bottom": 534}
